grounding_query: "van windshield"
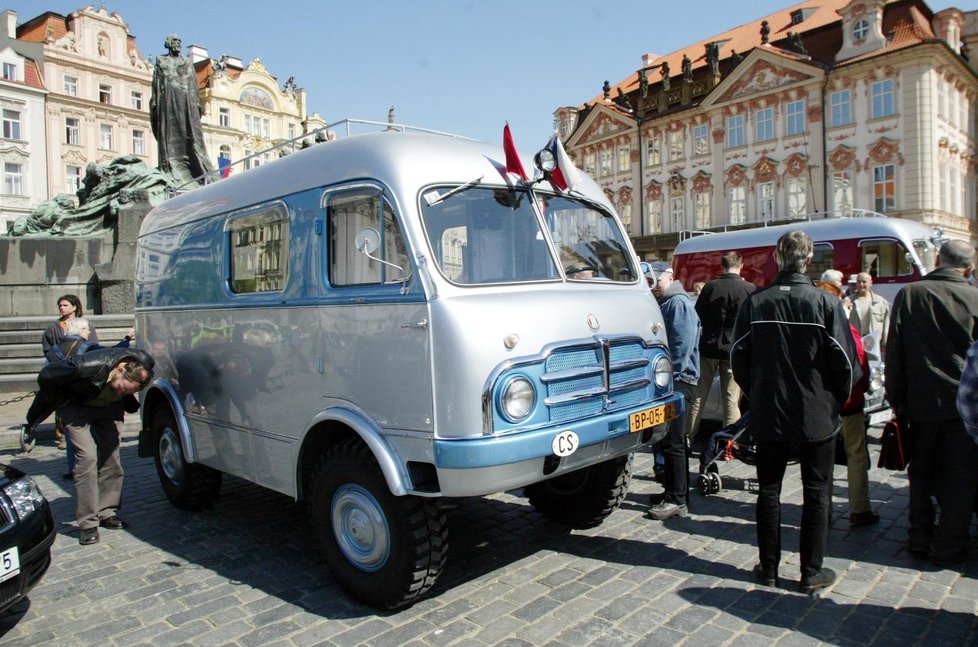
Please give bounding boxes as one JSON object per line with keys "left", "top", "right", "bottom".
{"left": 419, "top": 186, "right": 636, "bottom": 285}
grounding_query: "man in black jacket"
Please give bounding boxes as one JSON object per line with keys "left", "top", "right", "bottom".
{"left": 688, "top": 251, "right": 754, "bottom": 439}
{"left": 26, "top": 347, "right": 154, "bottom": 546}
{"left": 731, "top": 231, "right": 859, "bottom": 594}
{"left": 886, "top": 239, "right": 978, "bottom": 565}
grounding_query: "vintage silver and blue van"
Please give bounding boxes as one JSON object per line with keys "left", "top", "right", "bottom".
{"left": 134, "top": 131, "right": 683, "bottom": 609}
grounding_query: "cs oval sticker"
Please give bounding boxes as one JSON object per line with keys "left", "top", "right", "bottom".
{"left": 551, "top": 430, "right": 579, "bottom": 457}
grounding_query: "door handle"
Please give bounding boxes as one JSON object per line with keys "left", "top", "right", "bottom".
{"left": 400, "top": 319, "right": 428, "bottom": 330}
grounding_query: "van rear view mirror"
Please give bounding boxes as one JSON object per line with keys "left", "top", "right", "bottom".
{"left": 355, "top": 228, "right": 380, "bottom": 254}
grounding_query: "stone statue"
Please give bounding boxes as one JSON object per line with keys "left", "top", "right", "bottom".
{"left": 660, "top": 62, "right": 670, "bottom": 91}
{"left": 705, "top": 42, "right": 720, "bottom": 76}
{"left": 787, "top": 31, "right": 808, "bottom": 56}
{"left": 682, "top": 55, "right": 692, "bottom": 82}
{"left": 283, "top": 75, "right": 297, "bottom": 95}
{"left": 602, "top": 80, "right": 611, "bottom": 101}
{"left": 314, "top": 131, "right": 327, "bottom": 143}
{"left": 639, "top": 69, "right": 649, "bottom": 98}
{"left": 11, "top": 156, "right": 170, "bottom": 236}
{"left": 615, "top": 88, "right": 631, "bottom": 111}
{"left": 150, "top": 33, "right": 215, "bottom": 186}
{"left": 760, "top": 20, "right": 771, "bottom": 45}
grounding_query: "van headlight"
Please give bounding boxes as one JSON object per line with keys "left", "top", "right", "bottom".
{"left": 654, "top": 356, "right": 672, "bottom": 389}
{"left": 501, "top": 377, "right": 535, "bottom": 421}
{"left": 4, "top": 476, "right": 45, "bottom": 521}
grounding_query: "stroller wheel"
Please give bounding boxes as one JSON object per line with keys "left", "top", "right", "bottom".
{"left": 698, "top": 472, "right": 722, "bottom": 496}
{"left": 709, "top": 472, "right": 722, "bottom": 493}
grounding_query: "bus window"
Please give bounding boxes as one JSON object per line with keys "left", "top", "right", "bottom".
{"left": 859, "top": 239, "right": 912, "bottom": 278}
{"left": 806, "top": 243, "right": 834, "bottom": 281}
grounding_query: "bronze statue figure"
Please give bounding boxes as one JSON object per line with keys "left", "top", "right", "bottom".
{"left": 660, "top": 62, "right": 670, "bottom": 91}
{"left": 682, "top": 55, "right": 692, "bottom": 82}
{"left": 150, "top": 34, "right": 215, "bottom": 186}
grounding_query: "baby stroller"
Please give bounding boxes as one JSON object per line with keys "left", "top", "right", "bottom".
{"left": 697, "top": 411, "right": 754, "bottom": 495}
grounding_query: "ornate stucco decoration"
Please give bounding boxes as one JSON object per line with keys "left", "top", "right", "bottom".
{"left": 691, "top": 171, "right": 713, "bottom": 193}
{"left": 645, "top": 180, "right": 663, "bottom": 201}
{"left": 719, "top": 60, "right": 810, "bottom": 103}
{"left": 784, "top": 153, "right": 808, "bottom": 177}
{"left": 867, "top": 137, "right": 904, "bottom": 166}
{"left": 726, "top": 165, "right": 747, "bottom": 187}
{"left": 829, "top": 145, "right": 856, "bottom": 171}
{"left": 753, "top": 157, "right": 778, "bottom": 183}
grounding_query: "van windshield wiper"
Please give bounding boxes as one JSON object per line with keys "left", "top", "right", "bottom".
{"left": 424, "top": 175, "right": 484, "bottom": 206}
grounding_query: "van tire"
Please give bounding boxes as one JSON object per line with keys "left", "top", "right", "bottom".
{"left": 152, "top": 409, "right": 222, "bottom": 510}
{"left": 308, "top": 439, "right": 448, "bottom": 610}
{"left": 525, "top": 454, "right": 632, "bottom": 528}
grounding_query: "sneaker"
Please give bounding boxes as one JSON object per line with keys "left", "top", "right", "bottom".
{"left": 79, "top": 528, "right": 99, "bottom": 545}
{"left": 849, "top": 511, "right": 880, "bottom": 527}
{"left": 99, "top": 516, "right": 128, "bottom": 530}
{"left": 799, "top": 568, "right": 836, "bottom": 595}
{"left": 752, "top": 563, "right": 778, "bottom": 587}
{"left": 647, "top": 500, "right": 688, "bottom": 520}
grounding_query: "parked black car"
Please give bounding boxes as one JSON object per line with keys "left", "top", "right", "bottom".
{"left": 0, "top": 463, "right": 55, "bottom": 615}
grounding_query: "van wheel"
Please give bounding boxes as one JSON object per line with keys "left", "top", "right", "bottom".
{"left": 526, "top": 454, "right": 632, "bottom": 528}
{"left": 152, "top": 409, "right": 222, "bottom": 510}
{"left": 308, "top": 439, "right": 448, "bottom": 610}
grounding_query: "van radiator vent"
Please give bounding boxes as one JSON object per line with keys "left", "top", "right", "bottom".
{"left": 542, "top": 340, "right": 650, "bottom": 424}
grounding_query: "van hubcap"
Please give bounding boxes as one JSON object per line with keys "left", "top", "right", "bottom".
{"left": 331, "top": 484, "right": 390, "bottom": 572}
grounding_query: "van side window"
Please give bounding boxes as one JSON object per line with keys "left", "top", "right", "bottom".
{"left": 228, "top": 204, "right": 289, "bottom": 293}
{"left": 805, "top": 243, "right": 834, "bottom": 281}
{"left": 860, "top": 239, "right": 912, "bottom": 278}
{"left": 327, "top": 190, "right": 410, "bottom": 286}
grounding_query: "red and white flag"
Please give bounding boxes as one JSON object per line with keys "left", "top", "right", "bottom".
{"left": 545, "top": 132, "right": 582, "bottom": 192}
{"left": 502, "top": 123, "right": 528, "bottom": 183}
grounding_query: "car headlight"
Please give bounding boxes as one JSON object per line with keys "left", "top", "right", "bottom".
{"left": 654, "top": 356, "right": 672, "bottom": 389}
{"left": 501, "top": 377, "right": 535, "bottom": 421}
{"left": 4, "top": 476, "right": 45, "bottom": 521}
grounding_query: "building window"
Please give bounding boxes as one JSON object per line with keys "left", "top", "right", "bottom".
{"left": 694, "top": 192, "right": 711, "bottom": 229}
{"left": 853, "top": 19, "right": 869, "bottom": 41}
{"left": 873, "top": 164, "right": 895, "bottom": 212}
{"left": 646, "top": 199, "right": 663, "bottom": 233}
{"left": 132, "top": 129, "right": 145, "bottom": 155}
{"left": 728, "top": 186, "right": 746, "bottom": 225}
{"left": 65, "top": 117, "right": 80, "bottom": 145}
{"left": 668, "top": 131, "right": 684, "bottom": 161}
{"left": 833, "top": 171, "right": 853, "bottom": 214}
{"left": 949, "top": 164, "right": 958, "bottom": 213}
{"left": 646, "top": 138, "right": 661, "bottom": 165}
{"left": 288, "top": 122, "right": 296, "bottom": 140}
{"left": 618, "top": 145, "right": 630, "bottom": 173}
{"left": 871, "top": 80, "right": 894, "bottom": 118}
{"left": 619, "top": 203, "right": 632, "bottom": 228}
{"left": 787, "top": 177, "right": 807, "bottom": 217}
{"left": 599, "top": 151, "right": 612, "bottom": 177}
{"left": 2, "top": 109, "right": 21, "bottom": 140}
{"left": 830, "top": 90, "right": 851, "bottom": 127}
{"left": 3, "top": 163, "right": 22, "bottom": 195}
{"left": 938, "top": 79, "right": 946, "bottom": 118}
{"left": 726, "top": 115, "right": 745, "bottom": 148}
{"left": 64, "top": 75, "right": 78, "bottom": 97}
{"left": 939, "top": 162, "right": 948, "bottom": 211}
{"left": 758, "top": 182, "right": 775, "bottom": 221}
{"left": 130, "top": 91, "right": 143, "bottom": 110}
{"left": 2, "top": 62, "right": 16, "bottom": 81}
{"left": 99, "top": 123, "right": 114, "bottom": 150}
{"left": 99, "top": 83, "right": 112, "bottom": 105}
{"left": 584, "top": 153, "right": 595, "bottom": 176}
{"left": 785, "top": 100, "right": 805, "bottom": 136}
{"left": 66, "top": 165, "right": 82, "bottom": 194}
{"left": 755, "top": 108, "right": 774, "bottom": 142}
{"left": 669, "top": 195, "right": 685, "bottom": 231}
{"left": 693, "top": 124, "right": 709, "bottom": 156}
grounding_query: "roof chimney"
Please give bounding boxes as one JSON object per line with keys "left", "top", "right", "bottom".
{"left": 2, "top": 10, "right": 16, "bottom": 39}
{"left": 642, "top": 53, "right": 659, "bottom": 67}
{"left": 187, "top": 44, "right": 209, "bottom": 63}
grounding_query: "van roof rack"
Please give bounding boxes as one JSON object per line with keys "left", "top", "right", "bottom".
{"left": 678, "top": 209, "right": 888, "bottom": 241}
{"left": 168, "top": 118, "right": 474, "bottom": 196}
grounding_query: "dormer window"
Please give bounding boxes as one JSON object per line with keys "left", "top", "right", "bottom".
{"left": 853, "top": 19, "right": 869, "bottom": 41}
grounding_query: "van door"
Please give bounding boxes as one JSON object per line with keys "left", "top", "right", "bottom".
{"left": 320, "top": 187, "right": 434, "bottom": 435}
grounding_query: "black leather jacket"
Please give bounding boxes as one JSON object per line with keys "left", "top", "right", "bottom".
{"left": 27, "top": 347, "right": 154, "bottom": 427}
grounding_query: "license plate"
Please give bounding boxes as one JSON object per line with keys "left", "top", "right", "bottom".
{"left": 629, "top": 402, "right": 678, "bottom": 433}
{"left": 868, "top": 409, "right": 892, "bottom": 427}
{"left": 0, "top": 547, "right": 20, "bottom": 584}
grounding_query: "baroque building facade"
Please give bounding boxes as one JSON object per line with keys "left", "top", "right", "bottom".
{"left": 557, "top": 0, "right": 978, "bottom": 260}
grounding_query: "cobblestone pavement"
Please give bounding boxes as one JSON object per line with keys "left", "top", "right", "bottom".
{"left": 0, "top": 395, "right": 975, "bottom": 647}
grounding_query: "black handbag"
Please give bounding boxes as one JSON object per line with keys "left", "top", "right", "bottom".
{"left": 877, "top": 417, "right": 908, "bottom": 470}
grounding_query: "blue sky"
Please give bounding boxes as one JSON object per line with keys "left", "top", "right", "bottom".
{"left": 11, "top": 1, "right": 968, "bottom": 149}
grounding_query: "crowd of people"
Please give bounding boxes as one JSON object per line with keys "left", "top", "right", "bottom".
{"left": 642, "top": 233, "right": 978, "bottom": 593}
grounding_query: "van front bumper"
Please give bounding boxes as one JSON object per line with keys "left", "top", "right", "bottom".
{"left": 432, "top": 391, "right": 684, "bottom": 497}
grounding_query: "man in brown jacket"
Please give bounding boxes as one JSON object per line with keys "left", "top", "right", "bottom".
{"left": 886, "top": 239, "right": 978, "bottom": 566}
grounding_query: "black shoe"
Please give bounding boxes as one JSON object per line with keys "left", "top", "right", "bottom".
{"left": 849, "top": 511, "right": 880, "bottom": 527}
{"left": 752, "top": 563, "right": 778, "bottom": 587}
{"left": 62, "top": 472, "right": 74, "bottom": 481}
{"left": 799, "top": 568, "right": 836, "bottom": 595}
{"left": 100, "top": 516, "right": 128, "bottom": 530}
{"left": 79, "top": 528, "right": 99, "bottom": 545}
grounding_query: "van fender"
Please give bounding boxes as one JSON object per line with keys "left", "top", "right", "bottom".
{"left": 141, "top": 380, "right": 198, "bottom": 464}
{"left": 304, "top": 407, "right": 411, "bottom": 497}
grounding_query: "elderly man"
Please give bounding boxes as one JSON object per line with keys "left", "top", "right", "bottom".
{"left": 644, "top": 261, "right": 700, "bottom": 520}
{"left": 26, "top": 348, "right": 154, "bottom": 545}
{"left": 848, "top": 272, "right": 890, "bottom": 355}
{"left": 886, "top": 239, "right": 978, "bottom": 565}
{"left": 732, "top": 231, "right": 860, "bottom": 594}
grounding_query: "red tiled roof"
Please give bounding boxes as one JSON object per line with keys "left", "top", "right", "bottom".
{"left": 16, "top": 12, "right": 67, "bottom": 43}
{"left": 585, "top": 0, "right": 936, "bottom": 107}
{"left": 23, "top": 59, "right": 43, "bottom": 90}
